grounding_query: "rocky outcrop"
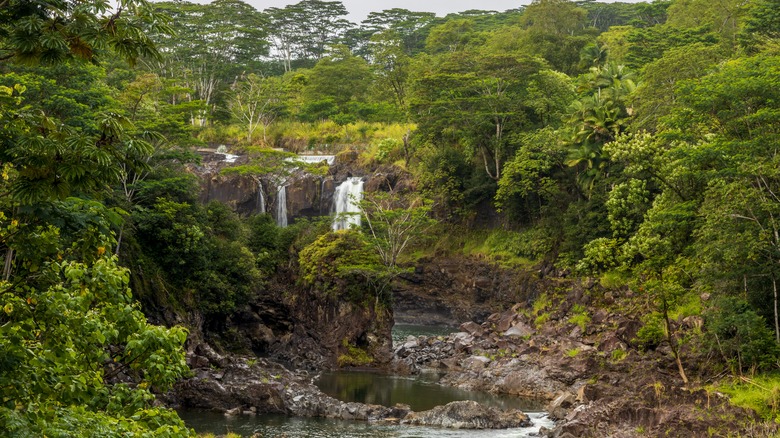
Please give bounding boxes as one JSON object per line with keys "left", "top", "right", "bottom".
{"left": 402, "top": 400, "right": 530, "bottom": 429}
{"left": 394, "top": 256, "right": 550, "bottom": 326}
{"left": 199, "top": 172, "right": 262, "bottom": 215}
{"left": 391, "top": 281, "right": 770, "bottom": 437}
{"left": 285, "top": 174, "right": 335, "bottom": 218}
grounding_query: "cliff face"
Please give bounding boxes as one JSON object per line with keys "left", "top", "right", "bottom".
{"left": 199, "top": 172, "right": 262, "bottom": 215}
{"left": 191, "top": 153, "right": 338, "bottom": 221}
{"left": 394, "top": 256, "right": 549, "bottom": 326}
{"left": 219, "top": 279, "right": 393, "bottom": 369}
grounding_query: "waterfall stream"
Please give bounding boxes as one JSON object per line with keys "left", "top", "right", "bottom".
{"left": 257, "top": 180, "right": 265, "bottom": 214}
{"left": 332, "top": 177, "right": 364, "bottom": 231}
{"left": 276, "top": 184, "right": 287, "bottom": 227}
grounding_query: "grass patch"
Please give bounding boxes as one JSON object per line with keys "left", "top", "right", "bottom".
{"left": 565, "top": 348, "right": 581, "bottom": 357}
{"left": 610, "top": 348, "right": 628, "bottom": 362}
{"left": 715, "top": 374, "right": 780, "bottom": 423}
{"left": 535, "top": 312, "right": 551, "bottom": 327}
{"left": 568, "top": 303, "right": 590, "bottom": 331}
{"left": 600, "top": 270, "right": 629, "bottom": 289}
{"left": 669, "top": 291, "right": 702, "bottom": 322}
{"left": 337, "top": 339, "right": 374, "bottom": 367}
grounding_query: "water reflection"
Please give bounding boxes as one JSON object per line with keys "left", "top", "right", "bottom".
{"left": 315, "top": 370, "right": 543, "bottom": 412}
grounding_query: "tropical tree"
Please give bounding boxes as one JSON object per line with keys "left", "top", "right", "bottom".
{"left": 265, "top": 0, "right": 353, "bottom": 70}
{"left": 0, "top": 1, "right": 193, "bottom": 434}
{"left": 228, "top": 74, "right": 288, "bottom": 144}
{"left": 410, "top": 50, "right": 547, "bottom": 181}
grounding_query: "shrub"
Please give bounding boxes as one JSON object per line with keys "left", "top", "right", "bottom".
{"left": 704, "top": 297, "right": 780, "bottom": 373}
{"left": 635, "top": 313, "right": 665, "bottom": 351}
{"left": 298, "top": 231, "right": 380, "bottom": 304}
{"left": 337, "top": 339, "right": 374, "bottom": 367}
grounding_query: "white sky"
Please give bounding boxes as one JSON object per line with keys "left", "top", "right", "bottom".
{"left": 245, "top": 0, "right": 530, "bottom": 23}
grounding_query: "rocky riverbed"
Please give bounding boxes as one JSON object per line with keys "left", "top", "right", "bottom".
{"left": 161, "top": 343, "right": 534, "bottom": 430}
{"left": 392, "top": 283, "right": 773, "bottom": 437}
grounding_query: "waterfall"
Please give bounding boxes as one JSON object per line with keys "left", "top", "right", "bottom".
{"left": 257, "top": 180, "right": 265, "bottom": 214}
{"left": 276, "top": 183, "right": 287, "bottom": 227}
{"left": 332, "top": 177, "right": 364, "bottom": 231}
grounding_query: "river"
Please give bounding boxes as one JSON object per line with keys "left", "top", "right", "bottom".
{"left": 178, "top": 324, "right": 553, "bottom": 437}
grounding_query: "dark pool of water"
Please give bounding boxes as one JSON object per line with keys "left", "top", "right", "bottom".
{"left": 178, "top": 324, "right": 553, "bottom": 436}
{"left": 315, "top": 370, "right": 543, "bottom": 412}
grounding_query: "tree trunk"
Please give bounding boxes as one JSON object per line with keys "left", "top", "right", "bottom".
{"left": 115, "top": 224, "right": 124, "bottom": 256}
{"left": 773, "top": 274, "right": 779, "bottom": 343}
{"left": 402, "top": 130, "right": 411, "bottom": 167}
{"left": 3, "top": 247, "right": 14, "bottom": 281}
{"left": 662, "top": 294, "right": 689, "bottom": 384}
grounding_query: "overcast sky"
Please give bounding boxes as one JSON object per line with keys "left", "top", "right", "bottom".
{"left": 245, "top": 0, "right": 529, "bottom": 23}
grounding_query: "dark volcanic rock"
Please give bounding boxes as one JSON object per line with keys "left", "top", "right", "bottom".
{"left": 165, "top": 349, "right": 536, "bottom": 430}
{"left": 402, "top": 400, "right": 531, "bottom": 429}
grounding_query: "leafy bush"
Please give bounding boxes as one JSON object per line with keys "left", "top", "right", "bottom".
{"left": 337, "top": 339, "right": 374, "bottom": 367}
{"left": 298, "top": 231, "right": 380, "bottom": 304}
{"left": 576, "top": 237, "right": 622, "bottom": 275}
{"left": 636, "top": 313, "right": 665, "bottom": 351}
{"left": 704, "top": 297, "right": 780, "bottom": 373}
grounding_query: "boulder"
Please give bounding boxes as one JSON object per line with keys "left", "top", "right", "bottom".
{"left": 460, "top": 321, "right": 485, "bottom": 337}
{"left": 463, "top": 355, "right": 492, "bottom": 370}
{"left": 547, "top": 392, "right": 577, "bottom": 420}
{"left": 402, "top": 400, "right": 531, "bottom": 429}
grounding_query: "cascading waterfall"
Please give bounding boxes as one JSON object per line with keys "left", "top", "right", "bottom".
{"left": 257, "top": 180, "right": 266, "bottom": 214}
{"left": 276, "top": 183, "right": 287, "bottom": 227}
{"left": 332, "top": 177, "right": 364, "bottom": 231}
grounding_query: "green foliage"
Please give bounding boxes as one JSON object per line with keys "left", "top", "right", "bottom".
{"left": 532, "top": 292, "right": 553, "bottom": 327}
{"left": 600, "top": 270, "right": 629, "bottom": 289}
{"left": 337, "top": 339, "right": 375, "bottom": 367}
{"left": 0, "top": 254, "right": 191, "bottom": 436}
{"left": 462, "top": 228, "right": 553, "bottom": 266}
{"left": 298, "top": 231, "right": 381, "bottom": 304}
{"left": 606, "top": 179, "right": 651, "bottom": 238}
{"left": 0, "top": 0, "right": 172, "bottom": 65}
{"left": 611, "top": 348, "right": 628, "bottom": 362}
{"left": 569, "top": 304, "right": 591, "bottom": 331}
{"left": 576, "top": 238, "right": 622, "bottom": 275}
{"left": 705, "top": 297, "right": 780, "bottom": 373}
{"left": 636, "top": 313, "right": 666, "bottom": 351}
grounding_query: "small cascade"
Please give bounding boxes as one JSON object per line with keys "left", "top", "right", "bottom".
{"left": 276, "top": 183, "right": 287, "bottom": 227}
{"left": 216, "top": 145, "right": 239, "bottom": 163}
{"left": 257, "top": 180, "right": 266, "bottom": 214}
{"left": 332, "top": 177, "right": 364, "bottom": 231}
{"left": 295, "top": 155, "right": 336, "bottom": 165}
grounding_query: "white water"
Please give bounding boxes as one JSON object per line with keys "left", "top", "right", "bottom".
{"left": 257, "top": 181, "right": 266, "bottom": 214}
{"left": 295, "top": 155, "right": 336, "bottom": 165}
{"left": 332, "top": 177, "right": 364, "bottom": 231}
{"left": 220, "top": 153, "right": 240, "bottom": 163}
{"left": 276, "top": 184, "right": 287, "bottom": 227}
{"left": 215, "top": 145, "right": 240, "bottom": 163}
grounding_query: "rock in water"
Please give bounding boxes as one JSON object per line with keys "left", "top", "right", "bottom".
{"left": 401, "top": 400, "right": 531, "bottom": 429}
